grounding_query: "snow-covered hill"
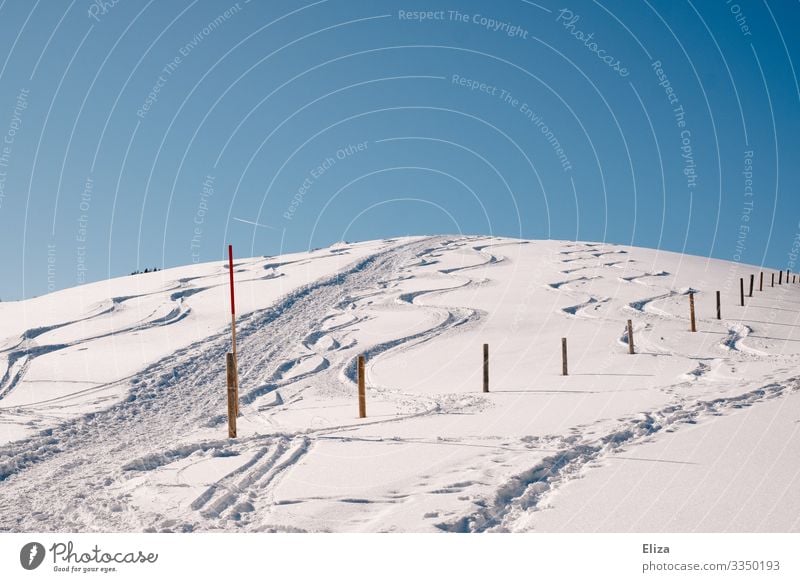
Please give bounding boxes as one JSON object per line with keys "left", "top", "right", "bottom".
{"left": 1, "top": 236, "right": 798, "bottom": 532}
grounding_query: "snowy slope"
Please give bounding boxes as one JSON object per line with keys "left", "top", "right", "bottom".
{"left": 0, "top": 236, "right": 798, "bottom": 532}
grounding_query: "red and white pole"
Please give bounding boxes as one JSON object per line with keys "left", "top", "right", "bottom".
{"left": 228, "top": 245, "right": 239, "bottom": 416}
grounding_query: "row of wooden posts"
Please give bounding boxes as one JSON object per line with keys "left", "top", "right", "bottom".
{"left": 222, "top": 248, "right": 795, "bottom": 432}
{"left": 352, "top": 267, "right": 794, "bottom": 415}
{"left": 552, "top": 268, "right": 794, "bottom": 381}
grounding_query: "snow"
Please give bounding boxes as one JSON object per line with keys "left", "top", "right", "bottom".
{"left": 0, "top": 235, "right": 798, "bottom": 532}
{"left": 525, "top": 390, "right": 800, "bottom": 532}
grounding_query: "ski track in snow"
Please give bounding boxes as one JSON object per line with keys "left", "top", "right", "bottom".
{"left": 0, "top": 238, "right": 796, "bottom": 532}
{"left": 0, "top": 283, "right": 209, "bottom": 402}
{"left": 0, "top": 237, "right": 501, "bottom": 532}
{"left": 561, "top": 296, "right": 610, "bottom": 318}
{"left": 438, "top": 376, "right": 800, "bottom": 532}
{"left": 431, "top": 241, "right": 799, "bottom": 532}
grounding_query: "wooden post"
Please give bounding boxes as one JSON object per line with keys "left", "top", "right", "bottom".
{"left": 771, "top": 272, "right": 775, "bottom": 287}
{"left": 561, "top": 338, "right": 568, "bottom": 376}
{"left": 749, "top": 274, "right": 754, "bottom": 297}
{"left": 740, "top": 278, "right": 745, "bottom": 306}
{"left": 358, "top": 355, "right": 366, "bottom": 418}
{"left": 228, "top": 245, "right": 239, "bottom": 417}
{"left": 716, "top": 290, "right": 721, "bottom": 320}
{"left": 482, "top": 343, "right": 489, "bottom": 393}
{"left": 779, "top": 270, "right": 783, "bottom": 285}
{"left": 626, "top": 319, "right": 634, "bottom": 354}
{"left": 226, "top": 352, "right": 237, "bottom": 438}
{"left": 689, "top": 292, "right": 697, "bottom": 332}
{"left": 759, "top": 272, "right": 764, "bottom": 292}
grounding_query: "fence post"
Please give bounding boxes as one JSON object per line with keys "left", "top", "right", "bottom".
{"left": 759, "top": 272, "right": 764, "bottom": 292}
{"left": 358, "top": 355, "right": 366, "bottom": 418}
{"left": 740, "top": 278, "right": 745, "bottom": 306}
{"left": 482, "top": 343, "right": 490, "bottom": 393}
{"left": 228, "top": 245, "right": 239, "bottom": 418}
{"left": 749, "top": 274, "right": 754, "bottom": 297}
{"left": 779, "top": 270, "right": 783, "bottom": 285}
{"left": 716, "top": 290, "right": 721, "bottom": 320}
{"left": 627, "top": 320, "right": 635, "bottom": 354}
{"left": 689, "top": 292, "right": 697, "bottom": 332}
{"left": 226, "top": 352, "right": 237, "bottom": 438}
{"left": 561, "top": 338, "right": 568, "bottom": 376}
{"left": 772, "top": 272, "right": 775, "bottom": 287}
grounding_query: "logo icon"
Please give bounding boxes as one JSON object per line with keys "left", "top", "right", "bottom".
{"left": 20, "top": 542, "right": 45, "bottom": 570}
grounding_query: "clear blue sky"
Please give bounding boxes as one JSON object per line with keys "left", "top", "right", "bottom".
{"left": 0, "top": 0, "right": 798, "bottom": 300}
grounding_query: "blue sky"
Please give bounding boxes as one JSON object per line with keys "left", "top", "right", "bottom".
{"left": 0, "top": 0, "right": 798, "bottom": 300}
